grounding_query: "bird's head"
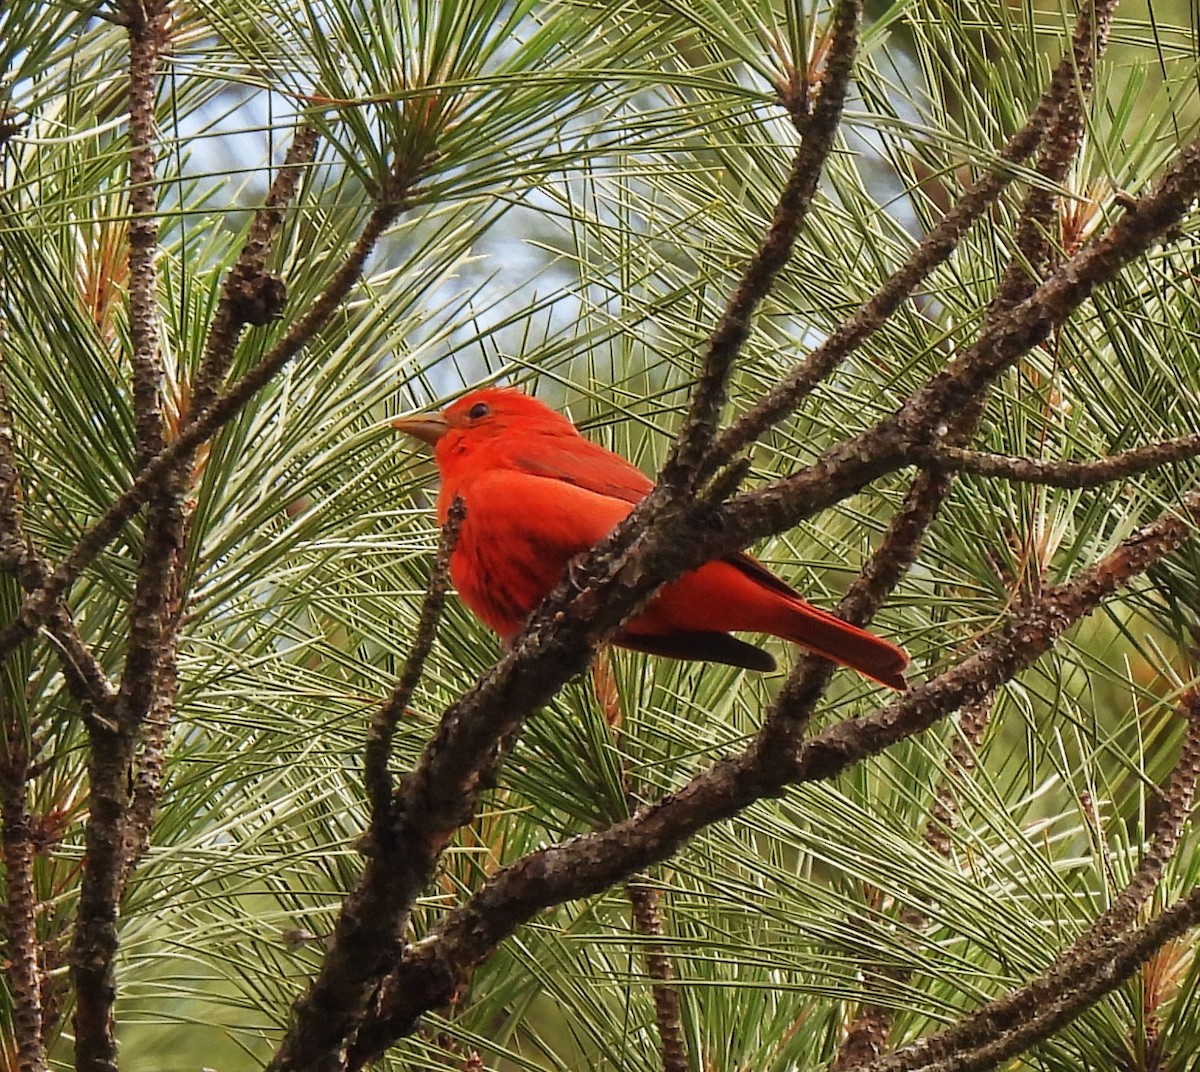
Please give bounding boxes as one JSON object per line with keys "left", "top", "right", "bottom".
{"left": 392, "top": 387, "right": 578, "bottom": 464}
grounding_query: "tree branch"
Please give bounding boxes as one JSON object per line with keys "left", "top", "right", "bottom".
{"left": 347, "top": 487, "right": 1200, "bottom": 1064}
{"left": 72, "top": 3, "right": 171, "bottom": 1063}
{"left": 708, "top": 0, "right": 1119, "bottom": 473}
{"left": 0, "top": 143, "right": 421, "bottom": 668}
{"left": 847, "top": 688, "right": 1200, "bottom": 1072}
{"left": 922, "top": 435, "right": 1200, "bottom": 487}
{"left": 627, "top": 879, "right": 688, "bottom": 1072}
{"left": 0, "top": 723, "right": 46, "bottom": 1072}
{"left": 365, "top": 499, "right": 464, "bottom": 837}
{"left": 662, "top": 0, "right": 861, "bottom": 488}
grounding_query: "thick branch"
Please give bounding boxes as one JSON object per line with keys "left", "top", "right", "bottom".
{"left": 121, "top": 525, "right": 188, "bottom": 869}
{"left": 347, "top": 488, "right": 1200, "bottom": 1064}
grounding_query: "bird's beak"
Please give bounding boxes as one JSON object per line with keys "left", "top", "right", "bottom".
{"left": 391, "top": 413, "right": 450, "bottom": 445}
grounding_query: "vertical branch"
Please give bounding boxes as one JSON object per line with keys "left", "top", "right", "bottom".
{"left": 122, "top": 522, "right": 187, "bottom": 867}
{"left": 612, "top": 666, "right": 687, "bottom": 1072}
{"left": 269, "top": 496, "right": 460, "bottom": 1072}
{"left": 72, "top": 2, "right": 171, "bottom": 1067}
{"left": 125, "top": 2, "right": 166, "bottom": 469}
{"left": 0, "top": 718, "right": 45, "bottom": 1072}
{"left": 626, "top": 879, "right": 688, "bottom": 1072}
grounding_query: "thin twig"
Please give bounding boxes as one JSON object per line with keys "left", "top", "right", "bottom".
{"left": 923, "top": 690, "right": 995, "bottom": 857}
{"left": 923, "top": 435, "right": 1200, "bottom": 487}
{"left": 365, "top": 499, "right": 464, "bottom": 836}
{"left": 627, "top": 879, "right": 688, "bottom": 1072}
{"left": 661, "top": 0, "right": 861, "bottom": 488}
{"left": 706, "top": 0, "right": 1118, "bottom": 475}
{"left": 0, "top": 375, "right": 115, "bottom": 716}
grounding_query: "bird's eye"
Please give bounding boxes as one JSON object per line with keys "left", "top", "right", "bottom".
{"left": 468, "top": 402, "right": 490, "bottom": 420}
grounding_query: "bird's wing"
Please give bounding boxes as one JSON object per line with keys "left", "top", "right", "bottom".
{"left": 512, "top": 433, "right": 806, "bottom": 599}
{"left": 510, "top": 432, "right": 654, "bottom": 505}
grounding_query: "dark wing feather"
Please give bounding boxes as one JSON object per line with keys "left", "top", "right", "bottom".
{"left": 615, "top": 629, "right": 777, "bottom": 672}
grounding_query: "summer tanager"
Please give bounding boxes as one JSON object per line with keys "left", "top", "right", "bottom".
{"left": 393, "top": 387, "right": 909, "bottom": 690}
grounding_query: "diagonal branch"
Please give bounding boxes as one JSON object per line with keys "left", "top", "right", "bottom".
{"left": 712, "top": 134, "right": 1200, "bottom": 561}
{"left": 346, "top": 487, "right": 1200, "bottom": 1066}
{"left": 706, "top": 0, "right": 1119, "bottom": 476}
{"left": 0, "top": 376, "right": 115, "bottom": 718}
{"left": 0, "top": 145, "right": 420, "bottom": 669}
{"left": 847, "top": 688, "right": 1200, "bottom": 1072}
{"left": 661, "top": 0, "right": 861, "bottom": 488}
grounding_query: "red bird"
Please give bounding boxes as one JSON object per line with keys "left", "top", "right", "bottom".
{"left": 393, "top": 387, "right": 908, "bottom": 689}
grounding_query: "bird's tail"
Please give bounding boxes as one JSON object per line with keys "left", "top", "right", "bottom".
{"left": 774, "top": 598, "right": 909, "bottom": 691}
